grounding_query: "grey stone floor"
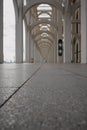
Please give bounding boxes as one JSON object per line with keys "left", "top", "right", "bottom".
{"left": 0, "top": 63, "right": 87, "bottom": 130}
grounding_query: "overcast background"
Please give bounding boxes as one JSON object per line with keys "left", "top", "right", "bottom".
{"left": 4, "top": 0, "right": 15, "bottom": 62}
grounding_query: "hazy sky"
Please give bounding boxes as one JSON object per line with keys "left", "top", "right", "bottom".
{"left": 4, "top": 0, "right": 15, "bottom": 62}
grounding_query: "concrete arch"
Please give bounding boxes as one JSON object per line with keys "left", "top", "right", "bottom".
{"left": 33, "top": 30, "right": 55, "bottom": 39}
{"left": 38, "top": 43, "right": 51, "bottom": 48}
{"left": 75, "top": 39, "right": 79, "bottom": 63}
{"left": 38, "top": 41, "right": 53, "bottom": 48}
{"left": 72, "top": 36, "right": 81, "bottom": 63}
{"left": 72, "top": 36, "right": 76, "bottom": 45}
{"left": 37, "top": 39, "right": 53, "bottom": 47}
{"left": 34, "top": 34, "right": 54, "bottom": 41}
{"left": 29, "top": 20, "right": 58, "bottom": 31}
{"left": 38, "top": 11, "right": 52, "bottom": 17}
{"left": 13, "top": 0, "right": 19, "bottom": 20}
{"left": 71, "top": 1, "right": 80, "bottom": 15}
{"left": 75, "top": 38, "right": 81, "bottom": 63}
{"left": 71, "top": 37, "right": 76, "bottom": 63}
{"left": 35, "top": 36, "right": 54, "bottom": 44}
{"left": 23, "top": 0, "right": 63, "bottom": 17}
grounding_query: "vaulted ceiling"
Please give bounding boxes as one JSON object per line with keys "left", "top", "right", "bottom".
{"left": 14, "top": 0, "right": 80, "bottom": 59}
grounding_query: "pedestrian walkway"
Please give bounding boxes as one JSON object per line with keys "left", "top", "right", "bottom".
{"left": 0, "top": 63, "right": 87, "bottom": 130}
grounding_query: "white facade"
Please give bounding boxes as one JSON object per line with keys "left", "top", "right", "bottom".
{"left": 1, "top": 0, "right": 87, "bottom": 64}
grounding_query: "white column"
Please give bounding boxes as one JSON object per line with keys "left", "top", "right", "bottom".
{"left": 15, "top": 2, "right": 23, "bottom": 63}
{"left": 29, "top": 33, "right": 34, "bottom": 63}
{"left": 25, "top": 28, "right": 30, "bottom": 62}
{"left": 53, "top": 43, "right": 56, "bottom": 63}
{"left": 31, "top": 38, "right": 34, "bottom": 62}
{"left": 36, "top": 47, "right": 39, "bottom": 63}
{"left": 49, "top": 47, "right": 54, "bottom": 63}
{"left": 29, "top": 32, "right": 31, "bottom": 62}
{"left": 34, "top": 43, "right": 37, "bottom": 63}
{"left": 81, "top": 0, "right": 87, "bottom": 63}
{"left": 35, "top": 47, "right": 39, "bottom": 63}
{"left": 52, "top": 47, "right": 54, "bottom": 63}
{"left": 53, "top": 41, "right": 57, "bottom": 63}
{"left": 0, "top": 0, "right": 3, "bottom": 63}
{"left": 34, "top": 43, "right": 41, "bottom": 63}
{"left": 55, "top": 42, "right": 57, "bottom": 63}
{"left": 54, "top": 34, "right": 57, "bottom": 63}
{"left": 64, "top": 12, "right": 71, "bottom": 63}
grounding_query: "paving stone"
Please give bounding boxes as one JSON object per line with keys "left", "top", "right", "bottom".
{"left": 0, "top": 64, "right": 87, "bottom": 130}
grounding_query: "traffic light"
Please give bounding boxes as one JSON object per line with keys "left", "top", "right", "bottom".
{"left": 58, "top": 39, "right": 63, "bottom": 56}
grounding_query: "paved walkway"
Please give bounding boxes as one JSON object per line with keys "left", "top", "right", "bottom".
{"left": 0, "top": 63, "right": 87, "bottom": 130}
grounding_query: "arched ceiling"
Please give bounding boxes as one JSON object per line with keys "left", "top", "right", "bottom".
{"left": 23, "top": 0, "right": 64, "bottom": 17}
{"left": 27, "top": 3, "right": 57, "bottom": 57}
{"left": 32, "top": 30, "right": 55, "bottom": 39}
{"left": 14, "top": 0, "right": 81, "bottom": 59}
{"left": 29, "top": 20, "right": 58, "bottom": 31}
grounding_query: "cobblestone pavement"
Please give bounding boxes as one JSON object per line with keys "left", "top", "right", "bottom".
{"left": 0, "top": 63, "right": 87, "bottom": 130}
